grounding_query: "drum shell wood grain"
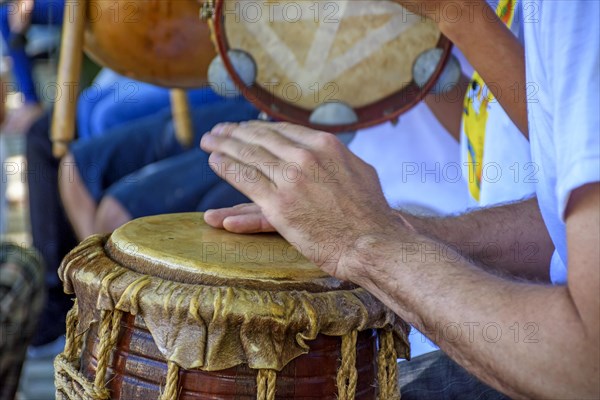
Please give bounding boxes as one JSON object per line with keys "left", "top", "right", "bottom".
{"left": 84, "top": 0, "right": 214, "bottom": 88}
{"left": 80, "top": 312, "right": 379, "bottom": 399}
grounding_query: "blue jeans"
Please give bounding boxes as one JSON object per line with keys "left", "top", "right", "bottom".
{"left": 398, "top": 351, "right": 510, "bottom": 400}
{"left": 0, "top": 0, "right": 64, "bottom": 103}
{"left": 71, "top": 99, "right": 258, "bottom": 218}
{"left": 76, "top": 72, "right": 223, "bottom": 140}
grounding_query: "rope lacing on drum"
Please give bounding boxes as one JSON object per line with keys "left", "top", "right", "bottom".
{"left": 337, "top": 330, "right": 359, "bottom": 400}
{"left": 377, "top": 328, "right": 400, "bottom": 399}
{"left": 256, "top": 369, "right": 277, "bottom": 400}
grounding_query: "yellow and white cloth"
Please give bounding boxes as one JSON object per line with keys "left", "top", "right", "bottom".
{"left": 460, "top": 0, "right": 533, "bottom": 205}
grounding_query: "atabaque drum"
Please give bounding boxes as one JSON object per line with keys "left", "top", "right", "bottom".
{"left": 207, "top": 0, "right": 452, "bottom": 132}
{"left": 85, "top": 0, "right": 215, "bottom": 87}
{"left": 54, "top": 213, "right": 410, "bottom": 400}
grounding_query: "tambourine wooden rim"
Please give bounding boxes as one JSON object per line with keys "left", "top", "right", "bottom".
{"left": 212, "top": 0, "right": 453, "bottom": 133}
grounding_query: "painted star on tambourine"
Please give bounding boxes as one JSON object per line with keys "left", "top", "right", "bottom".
{"left": 224, "top": 0, "right": 440, "bottom": 110}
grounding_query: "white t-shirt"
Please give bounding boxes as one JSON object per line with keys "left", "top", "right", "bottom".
{"left": 459, "top": 0, "right": 535, "bottom": 208}
{"left": 350, "top": 102, "right": 469, "bottom": 216}
{"left": 523, "top": 0, "right": 600, "bottom": 284}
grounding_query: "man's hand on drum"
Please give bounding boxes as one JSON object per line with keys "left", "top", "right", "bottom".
{"left": 200, "top": 121, "right": 410, "bottom": 282}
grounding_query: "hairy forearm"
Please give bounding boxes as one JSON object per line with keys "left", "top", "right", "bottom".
{"left": 349, "top": 233, "right": 597, "bottom": 399}
{"left": 396, "top": 198, "right": 554, "bottom": 281}
{"left": 439, "top": 0, "right": 528, "bottom": 136}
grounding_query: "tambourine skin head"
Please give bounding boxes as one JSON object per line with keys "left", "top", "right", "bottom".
{"left": 84, "top": 0, "right": 215, "bottom": 88}
{"left": 212, "top": 0, "right": 452, "bottom": 133}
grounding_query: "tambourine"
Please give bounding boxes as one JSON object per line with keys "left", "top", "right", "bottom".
{"left": 204, "top": 0, "right": 459, "bottom": 133}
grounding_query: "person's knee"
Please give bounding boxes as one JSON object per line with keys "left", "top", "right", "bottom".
{"left": 59, "top": 153, "right": 93, "bottom": 209}
{"left": 59, "top": 153, "right": 101, "bottom": 240}
{"left": 58, "top": 153, "right": 79, "bottom": 198}
{"left": 95, "top": 196, "right": 132, "bottom": 234}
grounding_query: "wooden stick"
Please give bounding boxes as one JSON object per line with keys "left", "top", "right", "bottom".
{"left": 170, "top": 89, "right": 194, "bottom": 148}
{"left": 51, "top": 0, "right": 87, "bottom": 158}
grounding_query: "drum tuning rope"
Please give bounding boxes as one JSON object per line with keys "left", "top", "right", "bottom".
{"left": 63, "top": 299, "right": 82, "bottom": 361}
{"left": 55, "top": 301, "right": 111, "bottom": 399}
{"left": 256, "top": 369, "right": 277, "bottom": 400}
{"left": 54, "top": 306, "right": 113, "bottom": 400}
{"left": 161, "top": 361, "right": 181, "bottom": 400}
{"left": 377, "top": 328, "right": 400, "bottom": 399}
{"left": 337, "top": 330, "right": 359, "bottom": 400}
{"left": 93, "top": 309, "right": 123, "bottom": 396}
{"left": 93, "top": 269, "right": 145, "bottom": 398}
{"left": 55, "top": 354, "right": 110, "bottom": 399}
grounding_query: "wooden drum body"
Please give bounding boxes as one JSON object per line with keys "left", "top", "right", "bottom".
{"left": 55, "top": 213, "right": 410, "bottom": 399}
{"left": 80, "top": 315, "right": 378, "bottom": 398}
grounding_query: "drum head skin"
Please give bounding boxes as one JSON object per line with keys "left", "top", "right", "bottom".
{"left": 214, "top": 0, "right": 452, "bottom": 131}
{"left": 107, "top": 212, "right": 351, "bottom": 291}
{"left": 85, "top": 0, "right": 215, "bottom": 88}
